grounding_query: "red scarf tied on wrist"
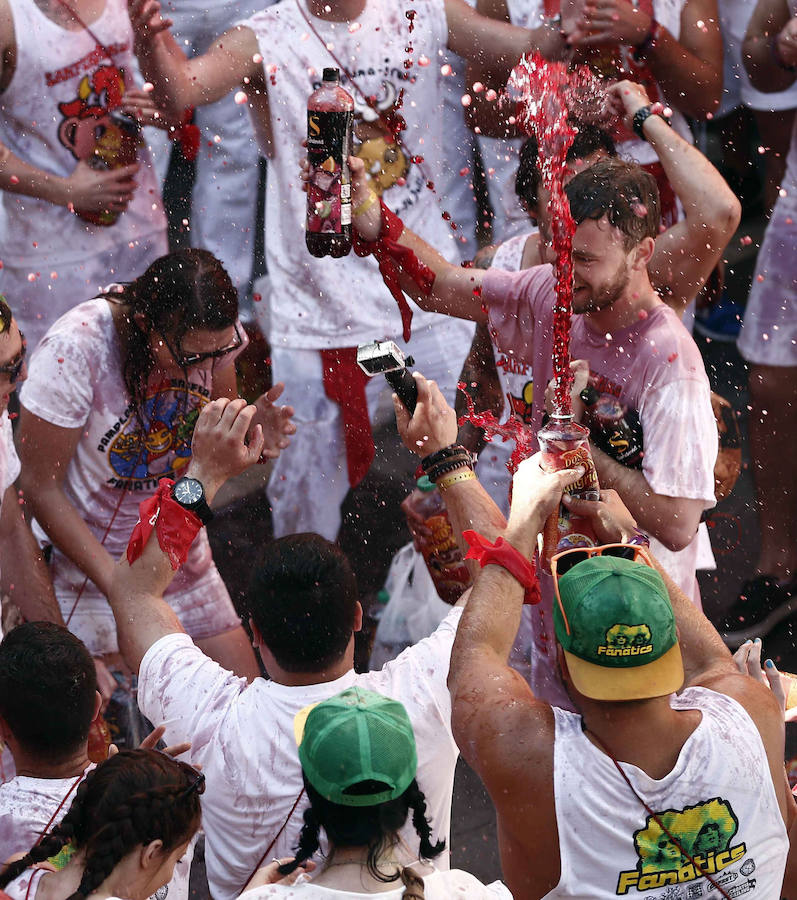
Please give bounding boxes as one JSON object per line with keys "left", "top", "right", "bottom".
{"left": 126, "top": 478, "right": 202, "bottom": 570}
{"left": 463, "top": 529, "right": 541, "bottom": 606}
{"left": 353, "top": 199, "right": 436, "bottom": 343}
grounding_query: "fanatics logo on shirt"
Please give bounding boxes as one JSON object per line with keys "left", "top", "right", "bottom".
{"left": 616, "top": 798, "right": 749, "bottom": 895}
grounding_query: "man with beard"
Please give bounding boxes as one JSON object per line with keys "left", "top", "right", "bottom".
{"left": 347, "top": 127, "right": 717, "bottom": 705}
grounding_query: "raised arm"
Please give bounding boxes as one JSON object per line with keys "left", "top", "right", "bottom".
{"left": 567, "top": 0, "right": 722, "bottom": 120}
{"left": 743, "top": 0, "right": 797, "bottom": 93}
{"left": 129, "top": 0, "right": 269, "bottom": 146}
{"left": 606, "top": 81, "right": 741, "bottom": 315}
{"left": 108, "top": 398, "right": 264, "bottom": 671}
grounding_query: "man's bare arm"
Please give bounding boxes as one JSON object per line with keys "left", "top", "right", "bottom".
{"left": 129, "top": 0, "right": 268, "bottom": 141}
{"left": 744, "top": 0, "right": 797, "bottom": 93}
{"left": 604, "top": 81, "right": 741, "bottom": 315}
{"left": 108, "top": 399, "right": 265, "bottom": 671}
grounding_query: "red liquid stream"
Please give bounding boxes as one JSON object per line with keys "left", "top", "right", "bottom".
{"left": 458, "top": 381, "right": 535, "bottom": 476}
{"left": 507, "top": 54, "right": 601, "bottom": 416}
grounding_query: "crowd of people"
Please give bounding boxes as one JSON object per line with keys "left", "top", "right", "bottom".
{"left": 0, "top": 0, "right": 796, "bottom": 896}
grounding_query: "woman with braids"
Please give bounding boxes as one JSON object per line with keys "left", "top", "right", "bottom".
{"left": 15, "top": 248, "right": 295, "bottom": 682}
{"left": 0, "top": 749, "right": 202, "bottom": 900}
{"left": 242, "top": 687, "right": 510, "bottom": 899}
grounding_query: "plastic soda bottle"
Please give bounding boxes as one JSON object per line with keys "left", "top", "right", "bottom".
{"left": 306, "top": 68, "right": 354, "bottom": 258}
{"left": 408, "top": 476, "right": 472, "bottom": 604}
{"left": 538, "top": 414, "right": 601, "bottom": 573}
{"left": 81, "top": 109, "right": 141, "bottom": 227}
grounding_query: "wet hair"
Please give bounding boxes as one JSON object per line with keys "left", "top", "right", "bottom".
{"left": 246, "top": 534, "right": 358, "bottom": 673}
{"left": 0, "top": 622, "right": 97, "bottom": 762}
{"left": 565, "top": 157, "right": 660, "bottom": 250}
{"left": 0, "top": 749, "right": 202, "bottom": 899}
{"left": 278, "top": 776, "right": 444, "bottom": 881}
{"left": 108, "top": 249, "right": 238, "bottom": 424}
{"left": 515, "top": 122, "right": 617, "bottom": 210}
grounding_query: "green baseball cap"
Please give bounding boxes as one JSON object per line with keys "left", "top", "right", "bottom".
{"left": 295, "top": 687, "right": 418, "bottom": 807}
{"left": 553, "top": 555, "right": 684, "bottom": 702}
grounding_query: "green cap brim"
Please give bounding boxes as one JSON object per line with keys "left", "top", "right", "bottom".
{"left": 564, "top": 641, "right": 684, "bottom": 701}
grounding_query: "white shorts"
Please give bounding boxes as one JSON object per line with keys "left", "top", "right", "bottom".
{"left": 737, "top": 185, "right": 797, "bottom": 368}
{"left": 267, "top": 316, "right": 476, "bottom": 540}
{"left": 50, "top": 530, "right": 241, "bottom": 656}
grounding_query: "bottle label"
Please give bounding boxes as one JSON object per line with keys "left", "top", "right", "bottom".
{"left": 422, "top": 513, "right": 472, "bottom": 601}
{"left": 307, "top": 109, "right": 353, "bottom": 235}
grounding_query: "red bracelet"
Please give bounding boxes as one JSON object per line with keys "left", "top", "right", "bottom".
{"left": 463, "top": 530, "right": 541, "bottom": 605}
{"left": 126, "top": 478, "right": 203, "bottom": 570}
{"left": 353, "top": 199, "right": 436, "bottom": 342}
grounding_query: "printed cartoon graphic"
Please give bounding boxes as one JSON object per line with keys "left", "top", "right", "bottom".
{"left": 307, "top": 156, "right": 344, "bottom": 234}
{"left": 106, "top": 385, "right": 204, "bottom": 484}
{"left": 507, "top": 380, "right": 535, "bottom": 425}
{"left": 353, "top": 81, "right": 409, "bottom": 196}
{"left": 616, "top": 798, "right": 746, "bottom": 894}
{"left": 58, "top": 63, "right": 126, "bottom": 161}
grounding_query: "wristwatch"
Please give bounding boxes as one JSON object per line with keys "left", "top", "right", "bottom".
{"left": 632, "top": 104, "right": 672, "bottom": 142}
{"left": 171, "top": 477, "right": 214, "bottom": 525}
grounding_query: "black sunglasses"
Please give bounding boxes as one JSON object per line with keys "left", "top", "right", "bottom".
{"left": 159, "top": 323, "right": 243, "bottom": 369}
{"left": 176, "top": 768, "right": 206, "bottom": 801}
{"left": 0, "top": 333, "right": 26, "bottom": 384}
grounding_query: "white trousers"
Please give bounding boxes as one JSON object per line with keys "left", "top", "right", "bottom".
{"left": 268, "top": 317, "right": 476, "bottom": 540}
{"left": 157, "top": 0, "right": 267, "bottom": 294}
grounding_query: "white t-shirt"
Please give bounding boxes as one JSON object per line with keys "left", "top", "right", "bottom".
{"left": 546, "top": 688, "right": 789, "bottom": 898}
{"left": 0, "top": 770, "right": 193, "bottom": 900}
{"left": 241, "top": 869, "right": 512, "bottom": 898}
{"left": 0, "top": 0, "right": 166, "bottom": 268}
{"left": 19, "top": 296, "right": 244, "bottom": 653}
{"left": 5, "top": 869, "right": 184, "bottom": 900}
{"left": 0, "top": 412, "right": 22, "bottom": 641}
{"left": 137, "top": 608, "right": 464, "bottom": 900}
{"left": 241, "top": 0, "right": 459, "bottom": 349}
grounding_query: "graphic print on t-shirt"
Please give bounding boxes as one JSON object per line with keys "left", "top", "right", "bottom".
{"left": 101, "top": 379, "right": 208, "bottom": 489}
{"left": 616, "top": 797, "right": 751, "bottom": 895}
{"left": 495, "top": 352, "right": 533, "bottom": 425}
{"left": 352, "top": 77, "right": 409, "bottom": 197}
{"left": 56, "top": 62, "right": 126, "bottom": 162}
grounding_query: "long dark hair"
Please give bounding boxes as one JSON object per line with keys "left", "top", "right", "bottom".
{"left": 278, "top": 776, "right": 445, "bottom": 882}
{"left": 107, "top": 249, "right": 238, "bottom": 424}
{"left": 0, "top": 749, "right": 203, "bottom": 900}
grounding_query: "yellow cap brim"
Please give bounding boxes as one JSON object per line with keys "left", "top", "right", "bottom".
{"left": 564, "top": 642, "right": 684, "bottom": 701}
{"left": 293, "top": 702, "right": 320, "bottom": 746}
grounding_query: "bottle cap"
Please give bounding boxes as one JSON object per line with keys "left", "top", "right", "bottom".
{"left": 580, "top": 385, "right": 600, "bottom": 405}
{"left": 416, "top": 475, "right": 436, "bottom": 492}
{"left": 376, "top": 589, "right": 390, "bottom": 606}
{"left": 322, "top": 67, "right": 340, "bottom": 82}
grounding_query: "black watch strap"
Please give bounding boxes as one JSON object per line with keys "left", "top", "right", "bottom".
{"left": 171, "top": 478, "right": 214, "bottom": 525}
{"left": 632, "top": 104, "right": 672, "bottom": 142}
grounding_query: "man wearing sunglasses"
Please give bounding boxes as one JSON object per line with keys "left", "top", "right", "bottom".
{"left": 0, "top": 297, "right": 60, "bottom": 630}
{"left": 447, "top": 455, "right": 795, "bottom": 900}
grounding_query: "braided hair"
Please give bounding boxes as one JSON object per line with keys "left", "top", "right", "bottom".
{"left": 0, "top": 749, "right": 202, "bottom": 900}
{"left": 278, "top": 776, "right": 444, "bottom": 883}
{"left": 105, "top": 248, "right": 238, "bottom": 429}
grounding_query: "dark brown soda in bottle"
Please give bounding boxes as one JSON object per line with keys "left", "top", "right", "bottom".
{"left": 81, "top": 109, "right": 141, "bottom": 227}
{"left": 306, "top": 68, "right": 354, "bottom": 258}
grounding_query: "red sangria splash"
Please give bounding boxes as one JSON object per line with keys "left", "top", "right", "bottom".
{"left": 507, "top": 54, "right": 601, "bottom": 416}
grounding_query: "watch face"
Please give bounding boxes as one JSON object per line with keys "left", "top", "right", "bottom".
{"left": 174, "top": 478, "right": 203, "bottom": 507}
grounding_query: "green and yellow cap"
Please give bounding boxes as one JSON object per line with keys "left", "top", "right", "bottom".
{"left": 553, "top": 555, "right": 684, "bottom": 701}
{"left": 295, "top": 686, "right": 417, "bottom": 807}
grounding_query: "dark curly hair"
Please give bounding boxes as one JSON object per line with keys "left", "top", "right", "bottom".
{"left": 0, "top": 749, "right": 203, "bottom": 900}
{"left": 278, "top": 776, "right": 444, "bottom": 883}
{"left": 106, "top": 249, "right": 238, "bottom": 428}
